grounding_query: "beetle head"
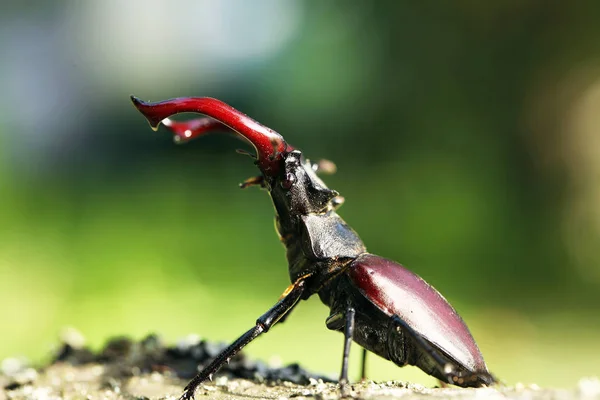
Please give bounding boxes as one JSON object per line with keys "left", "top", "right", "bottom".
{"left": 268, "top": 150, "right": 339, "bottom": 218}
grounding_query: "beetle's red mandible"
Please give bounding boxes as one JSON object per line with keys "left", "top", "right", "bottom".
{"left": 130, "top": 96, "right": 288, "bottom": 176}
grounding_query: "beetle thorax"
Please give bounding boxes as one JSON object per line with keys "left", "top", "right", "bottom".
{"left": 267, "top": 151, "right": 366, "bottom": 286}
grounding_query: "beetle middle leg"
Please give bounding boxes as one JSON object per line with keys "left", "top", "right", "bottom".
{"left": 390, "top": 315, "right": 495, "bottom": 388}
{"left": 325, "top": 307, "right": 368, "bottom": 385}
{"left": 360, "top": 347, "right": 368, "bottom": 381}
{"left": 338, "top": 305, "right": 356, "bottom": 396}
{"left": 179, "top": 278, "right": 308, "bottom": 400}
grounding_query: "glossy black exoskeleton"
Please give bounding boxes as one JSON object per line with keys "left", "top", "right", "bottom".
{"left": 130, "top": 96, "right": 496, "bottom": 399}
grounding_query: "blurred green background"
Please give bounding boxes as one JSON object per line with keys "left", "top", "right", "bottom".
{"left": 1, "top": 0, "right": 600, "bottom": 388}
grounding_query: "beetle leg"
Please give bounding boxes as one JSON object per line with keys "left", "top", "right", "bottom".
{"left": 274, "top": 302, "right": 298, "bottom": 324}
{"left": 360, "top": 347, "right": 368, "bottom": 381}
{"left": 338, "top": 306, "right": 356, "bottom": 396}
{"left": 179, "top": 279, "right": 307, "bottom": 400}
{"left": 390, "top": 315, "right": 495, "bottom": 388}
{"left": 445, "top": 366, "right": 496, "bottom": 387}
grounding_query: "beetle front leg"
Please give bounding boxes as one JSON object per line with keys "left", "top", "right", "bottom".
{"left": 390, "top": 315, "right": 495, "bottom": 388}
{"left": 274, "top": 299, "right": 299, "bottom": 324}
{"left": 338, "top": 306, "right": 356, "bottom": 395}
{"left": 179, "top": 278, "right": 308, "bottom": 400}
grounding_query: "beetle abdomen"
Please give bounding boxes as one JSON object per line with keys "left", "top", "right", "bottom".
{"left": 347, "top": 253, "right": 488, "bottom": 373}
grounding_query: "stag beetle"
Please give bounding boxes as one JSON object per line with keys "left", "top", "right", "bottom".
{"left": 130, "top": 95, "right": 496, "bottom": 399}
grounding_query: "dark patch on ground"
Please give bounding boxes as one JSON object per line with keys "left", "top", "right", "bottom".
{"left": 2, "top": 332, "right": 599, "bottom": 399}
{"left": 52, "top": 333, "right": 334, "bottom": 385}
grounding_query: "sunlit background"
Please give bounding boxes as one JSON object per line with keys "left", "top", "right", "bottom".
{"left": 1, "top": 0, "right": 600, "bottom": 388}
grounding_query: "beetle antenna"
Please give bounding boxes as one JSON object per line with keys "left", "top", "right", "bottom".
{"left": 131, "top": 96, "right": 289, "bottom": 176}
{"left": 235, "top": 149, "right": 257, "bottom": 159}
{"left": 239, "top": 175, "right": 265, "bottom": 189}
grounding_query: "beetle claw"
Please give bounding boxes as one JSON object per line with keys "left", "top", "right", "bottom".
{"left": 339, "top": 380, "right": 354, "bottom": 398}
{"left": 179, "top": 390, "right": 195, "bottom": 400}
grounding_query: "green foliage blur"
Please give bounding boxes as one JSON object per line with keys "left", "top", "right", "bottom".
{"left": 1, "top": 0, "right": 600, "bottom": 388}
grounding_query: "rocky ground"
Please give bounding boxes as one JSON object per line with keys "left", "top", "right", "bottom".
{"left": 2, "top": 333, "right": 599, "bottom": 400}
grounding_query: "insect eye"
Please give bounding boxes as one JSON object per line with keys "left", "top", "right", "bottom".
{"left": 280, "top": 173, "right": 296, "bottom": 190}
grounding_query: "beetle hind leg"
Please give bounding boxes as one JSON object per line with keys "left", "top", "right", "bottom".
{"left": 445, "top": 368, "right": 496, "bottom": 387}
{"left": 360, "top": 347, "right": 368, "bottom": 381}
{"left": 390, "top": 315, "right": 495, "bottom": 388}
{"left": 338, "top": 306, "right": 356, "bottom": 396}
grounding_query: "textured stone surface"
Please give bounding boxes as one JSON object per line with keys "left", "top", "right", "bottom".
{"left": 2, "top": 334, "right": 599, "bottom": 400}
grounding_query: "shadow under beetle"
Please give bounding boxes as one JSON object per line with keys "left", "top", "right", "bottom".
{"left": 130, "top": 95, "right": 496, "bottom": 399}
